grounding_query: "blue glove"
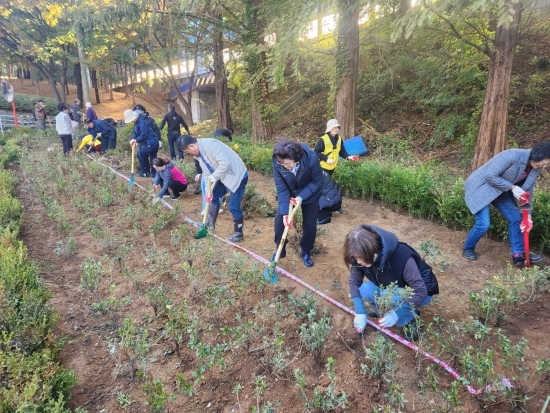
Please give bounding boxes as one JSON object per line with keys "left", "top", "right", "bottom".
{"left": 379, "top": 310, "right": 398, "bottom": 328}
{"left": 354, "top": 314, "right": 367, "bottom": 333}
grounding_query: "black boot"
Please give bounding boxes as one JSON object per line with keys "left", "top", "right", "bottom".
{"left": 226, "top": 219, "right": 244, "bottom": 242}
{"left": 206, "top": 204, "right": 220, "bottom": 230}
{"left": 301, "top": 250, "right": 314, "bottom": 267}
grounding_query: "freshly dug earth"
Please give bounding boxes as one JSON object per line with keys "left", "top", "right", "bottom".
{"left": 16, "top": 138, "right": 550, "bottom": 413}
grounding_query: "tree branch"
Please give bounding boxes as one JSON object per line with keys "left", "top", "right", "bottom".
{"left": 431, "top": 9, "right": 490, "bottom": 56}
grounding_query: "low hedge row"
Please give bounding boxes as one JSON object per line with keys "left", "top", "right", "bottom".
{"left": 230, "top": 136, "right": 550, "bottom": 250}
{"left": 0, "top": 135, "right": 75, "bottom": 411}
{"left": 0, "top": 93, "right": 59, "bottom": 114}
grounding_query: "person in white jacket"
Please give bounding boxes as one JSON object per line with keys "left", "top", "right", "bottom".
{"left": 55, "top": 103, "right": 74, "bottom": 154}
{"left": 178, "top": 135, "right": 248, "bottom": 242}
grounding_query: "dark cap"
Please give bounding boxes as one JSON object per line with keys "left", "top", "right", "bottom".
{"left": 57, "top": 102, "right": 69, "bottom": 111}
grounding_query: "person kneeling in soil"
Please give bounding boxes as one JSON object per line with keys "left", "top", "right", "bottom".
{"left": 76, "top": 134, "right": 102, "bottom": 153}
{"left": 462, "top": 141, "right": 550, "bottom": 265}
{"left": 177, "top": 135, "right": 248, "bottom": 242}
{"left": 272, "top": 139, "right": 323, "bottom": 268}
{"left": 152, "top": 158, "right": 188, "bottom": 201}
{"left": 344, "top": 224, "right": 439, "bottom": 341}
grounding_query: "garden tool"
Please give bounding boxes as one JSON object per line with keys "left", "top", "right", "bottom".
{"left": 263, "top": 202, "right": 298, "bottom": 284}
{"left": 194, "top": 178, "right": 212, "bottom": 239}
{"left": 128, "top": 143, "right": 136, "bottom": 187}
{"left": 519, "top": 193, "right": 532, "bottom": 268}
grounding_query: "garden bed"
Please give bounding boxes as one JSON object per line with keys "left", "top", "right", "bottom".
{"left": 12, "top": 131, "right": 550, "bottom": 412}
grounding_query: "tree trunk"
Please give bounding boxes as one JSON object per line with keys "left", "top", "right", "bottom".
{"left": 61, "top": 57, "right": 68, "bottom": 103}
{"left": 472, "top": 1, "right": 522, "bottom": 170}
{"left": 75, "top": 23, "right": 91, "bottom": 104}
{"left": 212, "top": 12, "right": 234, "bottom": 131}
{"left": 244, "top": 0, "right": 272, "bottom": 142}
{"left": 34, "top": 68, "right": 40, "bottom": 96}
{"left": 90, "top": 68, "right": 100, "bottom": 104}
{"left": 74, "top": 62, "right": 83, "bottom": 104}
{"left": 334, "top": 0, "right": 359, "bottom": 139}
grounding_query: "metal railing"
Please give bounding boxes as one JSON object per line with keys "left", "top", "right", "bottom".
{"left": 0, "top": 114, "right": 55, "bottom": 135}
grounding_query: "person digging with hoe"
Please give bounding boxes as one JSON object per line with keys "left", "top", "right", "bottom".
{"left": 462, "top": 141, "right": 550, "bottom": 266}
{"left": 272, "top": 139, "right": 323, "bottom": 268}
{"left": 178, "top": 135, "right": 248, "bottom": 242}
{"left": 344, "top": 225, "right": 439, "bottom": 341}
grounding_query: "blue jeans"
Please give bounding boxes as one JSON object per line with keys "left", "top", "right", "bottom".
{"left": 137, "top": 144, "right": 159, "bottom": 175}
{"left": 464, "top": 191, "right": 523, "bottom": 254}
{"left": 168, "top": 132, "right": 183, "bottom": 160}
{"left": 359, "top": 281, "right": 432, "bottom": 327}
{"left": 210, "top": 173, "right": 248, "bottom": 220}
{"left": 202, "top": 175, "right": 228, "bottom": 211}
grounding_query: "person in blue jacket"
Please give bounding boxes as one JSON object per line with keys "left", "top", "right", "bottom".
{"left": 272, "top": 139, "right": 323, "bottom": 267}
{"left": 343, "top": 224, "right": 439, "bottom": 341}
{"left": 124, "top": 109, "right": 160, "bottom": 178}
{"left": 87, "top": 119, "right": 117, "bottom": 155}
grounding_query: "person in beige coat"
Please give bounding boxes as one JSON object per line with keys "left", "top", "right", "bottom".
{"left": 178, "top": 135, "right": 248, "bottom": 242}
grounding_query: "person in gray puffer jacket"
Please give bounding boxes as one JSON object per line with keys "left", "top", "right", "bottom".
{"left": 317, "top": 171, "right": 343, "bottom": 225}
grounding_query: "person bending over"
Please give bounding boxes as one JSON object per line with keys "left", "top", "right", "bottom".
{"left": 152, "top": 158, "right": 188, "bottom": 201}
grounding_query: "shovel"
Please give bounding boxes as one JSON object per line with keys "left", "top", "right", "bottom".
{"left": 194, "top": 178, "right": 212, "bottom": 239}
{"left": 263, "top": 202, "right": 299, "bottom": 284}
{"left": 519, "top": 193, "right": 532, "bottom": 267}
{"left": 128, "top": 143, "right": 136, "bottom": 187}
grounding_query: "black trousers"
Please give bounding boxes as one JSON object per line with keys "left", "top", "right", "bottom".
{"left": 59, "top": 134, "right": 73, "bottom": 154}
{"left": 274, "top": 200, "right": 318, "bottom": 253}
{"left": 158, "top": 176, "right": 187, "bottom": 197}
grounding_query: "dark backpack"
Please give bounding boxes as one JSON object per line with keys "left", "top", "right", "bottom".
{"left": 146, "top": 115, "right": 161, "bottom": 140}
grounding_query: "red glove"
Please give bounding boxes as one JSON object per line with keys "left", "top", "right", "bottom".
{"left": 290, "top": 196, "right": 302, "bottom": 207}
{"left": 520, "top": 219, "right": 533, "bottom": 233}
{"left": 347, "top": 155, "right": 359, "bottom": 161}
{"left": 283, "top": 215, "right": 293, "bottom": 228}
{"left": 205, "top": 194, "right": 213, "bottom": 203}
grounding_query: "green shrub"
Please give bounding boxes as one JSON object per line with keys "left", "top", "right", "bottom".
{"left": 242, "top": 184, "right": 276, "bottom": 217}
{"left": 0, "top": 196, "right": 23, "bottom": 235}
{"left": 0, "top": 93, "right": 58, "bottom": 114}
{"left": 0, "top": 340, "right": 76, "bottom": 412}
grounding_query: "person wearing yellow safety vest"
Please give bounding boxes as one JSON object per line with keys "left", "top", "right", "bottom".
{"left": 314, "top": 118, "right": 359, "bottom": 214}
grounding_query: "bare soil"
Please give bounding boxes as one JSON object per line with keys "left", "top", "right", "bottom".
{"left": 15, "top": 134, "right": 550, "bottom": 412}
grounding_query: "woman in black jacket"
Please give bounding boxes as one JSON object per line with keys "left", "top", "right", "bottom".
{"left": 272, "top": 139, "right": 323, "bottom": 267}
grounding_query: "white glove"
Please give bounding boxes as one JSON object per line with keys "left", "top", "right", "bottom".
{"left": 379, "top": 311, "right": 398, "bottom": 328}
{"left": 511, "top": 185, "right": 525, "bottom": 200}
{"left": 353, "top": 314, "right": 367, "bottom": 333}
{"left": 208, "top": 175, "right": 217, "bottom": 184}
{"left": 326, "top": 158, "right": 335, "bottom": 165}
{"left": 194, "top": 174, "right": 201, "bottom": 182}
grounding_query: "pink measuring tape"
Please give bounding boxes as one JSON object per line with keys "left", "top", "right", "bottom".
{"left": 90, "top": 154, "right": 505, "bottom": 395}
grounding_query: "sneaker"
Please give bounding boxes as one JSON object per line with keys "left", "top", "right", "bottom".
{"left": 162, "top": 194, "right": 170, "bottom": 199}
{"left": 137, "top": 172, "right": 150, "bottom": 177}
{"left": 170, "top": 195, "right": 180, "bottom": 200}
{"left": 318, "top": 217, "right": 331, "bottom": 225}
{"left": 219, "top": 208, "right": 224, "bottom": 214}
{"left": 403, "top": 318, "right": 419, "bottom": 341}
{"left": 463, "top": 248, "right": 476, "bottom": 260}
{"left": 512, "top": 252, "right": 543, "bottom": 266}
{"left": 335, "top": 208, "right": 344, "bottom": 214}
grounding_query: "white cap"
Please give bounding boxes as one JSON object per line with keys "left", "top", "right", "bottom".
{"left": 123, "top": 109, "right": 138, "bottom": 123}
{"left": 325, "top": 119, "right": 341, "bottom": 133}
{"left": 85, "top": 102, "right": 92, "bottom": 107}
